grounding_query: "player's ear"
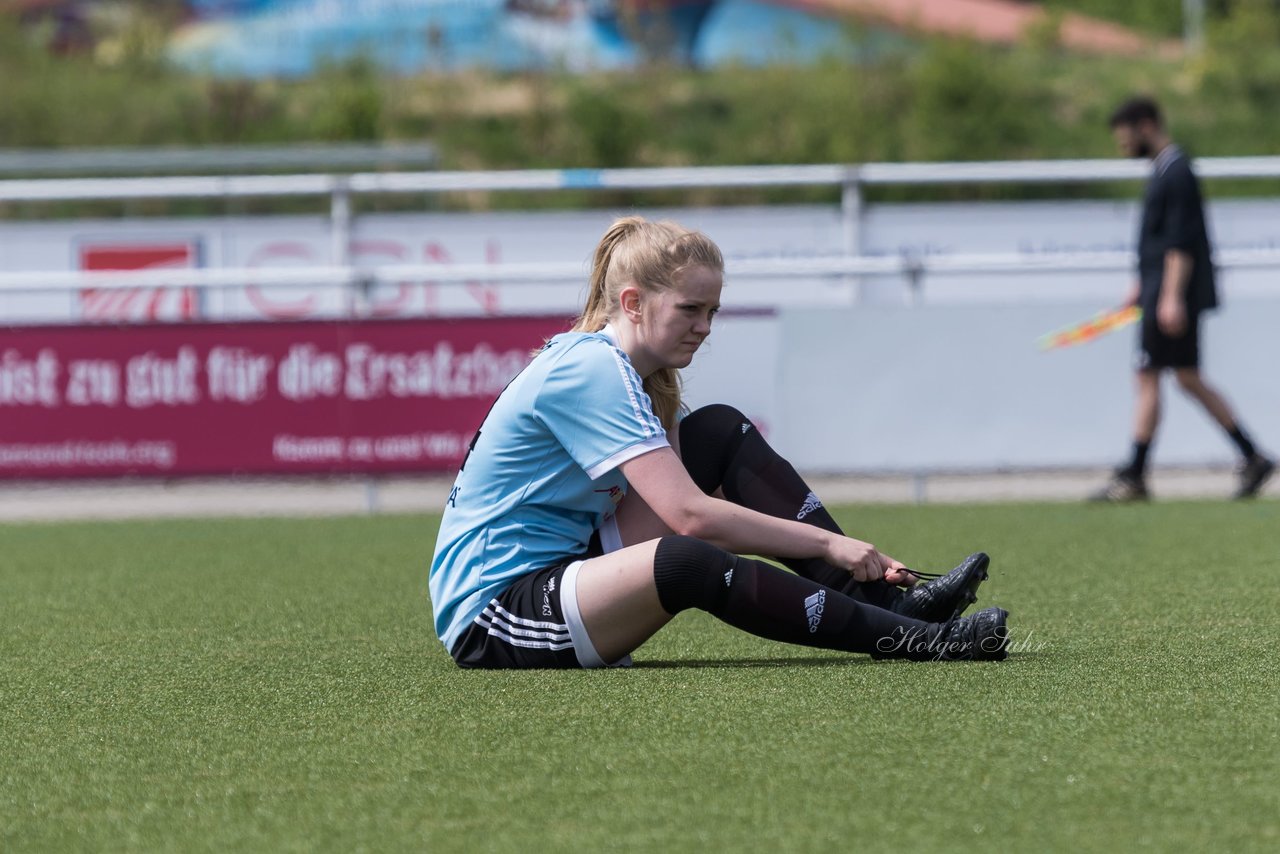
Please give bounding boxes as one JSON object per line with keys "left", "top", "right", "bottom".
{"left": 619, "top": 285, "right": 643, "bottom": 322}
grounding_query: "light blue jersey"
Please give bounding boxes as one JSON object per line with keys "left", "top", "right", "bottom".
{"left": 429, "top": 327, "right": 669, "bottom": 652}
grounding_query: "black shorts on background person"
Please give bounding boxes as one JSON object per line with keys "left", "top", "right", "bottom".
{"left": 1138, "top": 310, "right": 1199, "bottom": 370}
{"left": 1092, "top": 96, "right": 1273, "bottom": 502}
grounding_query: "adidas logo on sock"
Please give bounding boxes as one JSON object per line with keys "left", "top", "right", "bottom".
{"left": 804, "top": 590, "right": 826, "bottom": 633}
{"left": 797, "top": 492, "right": 823, "bottom": 520}
{"left": 723, "top": 567, "right": 735, "bottom": 587}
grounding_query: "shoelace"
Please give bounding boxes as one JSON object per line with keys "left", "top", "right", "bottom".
{"left": 903, "top": 567, "right": 944, "bottom": 580}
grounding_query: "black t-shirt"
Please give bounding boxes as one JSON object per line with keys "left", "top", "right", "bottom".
{"left": 1137, "top": 145, "right": 1218, "bottom": 314}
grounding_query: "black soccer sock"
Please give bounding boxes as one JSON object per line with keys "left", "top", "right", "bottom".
{"left": 653, "top": 536, "right": 934, "bottom": 658}
{"left": 679, "top": 404, "right": 900, "bottom": 608}
{"left": 1122, "top": 440, "right": 1151, "bottom": 477}
{"left": 1227, "top": 425, "right": 1256, "bottom": 460}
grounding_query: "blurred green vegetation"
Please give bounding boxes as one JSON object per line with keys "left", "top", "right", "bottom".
{"left": 1, "top": 1, "right": 1279, "bottom": 210}
{"left": 1044, "top": 0, "right": 1280, "bottom": 37}
{"left": 1041, "top": 0, "right": 1186, "bottom": 37}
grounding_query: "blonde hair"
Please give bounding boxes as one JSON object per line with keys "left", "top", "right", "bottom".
{"left": 572, "top": 216, "right": 724, "bottom": 429}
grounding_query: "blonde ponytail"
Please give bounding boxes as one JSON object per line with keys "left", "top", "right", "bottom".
{"left": 575, "top": 216, "right": 646, "bottom": 337}
{"left": 642, "top": 367, "right": 684, "bottom": 430}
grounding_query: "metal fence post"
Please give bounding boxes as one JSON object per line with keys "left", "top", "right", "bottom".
{"left": 904, "top": 253, "right": 925, "bottom": 307}
{"left": 911, "top": 472, "right": 927, "bottom": 505}
{"left": 840, "top": 167, "right": 863, "bottom": 305}
{"left": 330, "top": 177, "right": 355, "bottom": 316}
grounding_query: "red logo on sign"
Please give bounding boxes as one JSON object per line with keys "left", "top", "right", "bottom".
{"left": 79, "top": 243, "right": 201, "bottom": 322}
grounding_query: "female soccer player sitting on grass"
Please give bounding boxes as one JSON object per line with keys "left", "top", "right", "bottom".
{"left": 430, "top": 216, "right": 1011, "bottom": 668}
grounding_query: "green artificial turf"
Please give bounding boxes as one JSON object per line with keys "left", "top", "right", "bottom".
{"left": 2, "top": 501, "right": 1277, "bottom": 852}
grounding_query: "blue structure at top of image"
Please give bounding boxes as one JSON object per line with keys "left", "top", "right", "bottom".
{"left": 172, "top": 0, "right": 522, "bottom": 77}
{"left": 187, "top": 0, "right": 278, "bottom": 18}
{"left": 696, "top": 1, "right": 856, "bottom": 66}
{"left": 168, "top": 0, "right": 856, "bottom": 78}
{"left": 584, "top": 0, "right": 716, "bottom": 64}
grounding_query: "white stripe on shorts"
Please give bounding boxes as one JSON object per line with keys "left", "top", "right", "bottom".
{"left": 476, "top": 615, "right": 576, "bottom": 651}
{"left": 479, "top": 604, "right": 572, "bottom": 644}
{"left": 560, "top": 560, "right": 632, "bottom": 669}
{"left": 488, "top": 602, "right": 571, "bottom": 638}
{"left": 476, "top": 604, "right": 574, "bottom": 651}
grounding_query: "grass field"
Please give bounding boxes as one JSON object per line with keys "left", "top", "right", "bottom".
{"left": 2, "top": 500, "right": 1277, "bottom": 851}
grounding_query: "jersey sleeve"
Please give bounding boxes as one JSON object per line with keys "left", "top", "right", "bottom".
{"left": 534, "top": 340, "right": 669, "bottom": 480}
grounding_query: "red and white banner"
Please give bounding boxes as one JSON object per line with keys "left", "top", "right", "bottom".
{"left": 0, "top": 315, "right": 571, "bottom": 478}
{"left": 78, "top": 240, "right": 202, "bottom": 322}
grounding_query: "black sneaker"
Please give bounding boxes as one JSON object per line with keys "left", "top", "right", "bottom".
{"left": 1234, "top": 454, "right": 1275, "bottom": 500}
{"left": 892, "top": 552, "right": 989, "bottom": 623}
{"left": 1089, "top": 470, "right": 1149, "bottom": 503}
{"left": 873, "top": 607, "right": 1011, "bottom": 661}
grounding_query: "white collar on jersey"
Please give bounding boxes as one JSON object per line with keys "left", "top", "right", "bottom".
{"left": 599, "top": 323, "right": 620, "bottom": 345}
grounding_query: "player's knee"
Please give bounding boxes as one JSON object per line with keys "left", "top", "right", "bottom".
{"left": 679, "top": 404, "right": 752, "bottom": 493}
{"left": 652, "top": 535, "right": 736, "bottom": 615}
{"left": 681, "top": 404, "right": 747, "bottom": 443}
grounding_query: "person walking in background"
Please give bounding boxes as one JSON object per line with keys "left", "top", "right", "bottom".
{"left": 1092, "top": 96, "right": 1273, "bottom": 502}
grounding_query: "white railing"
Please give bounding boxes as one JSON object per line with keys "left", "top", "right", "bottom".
{"left": 5, "top": 249, "right": 1280, "bottom": 305}
{"left": 5, "top": 157, "right": 1280, "bottom": 310}
{"left": 7, "top": 156, "right": 1279, "bottom": 267}
{"left": 6, "top": 156, "right": 1280, "bottom": 202}
{"left": 0, "top": 143, "right": 438, "bottom": 176}
{"left": 7, "top": 156, "right": 1280, "bottom": 200}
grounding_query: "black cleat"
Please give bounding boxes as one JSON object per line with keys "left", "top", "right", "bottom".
{"left": 873, "top": 606, "right": 1010, "bottom": 661}
{"left": 932, "top": 607, "right": 1011, "bottom": 661}
{"left": 1089, "top": 470, "right": 1149, "bottom": 503}
{"left": 1234, "top": 454, "right": 1274, "bottom": 500}
{"left": 892, "top": 552, "right": 989, "bottom": 623}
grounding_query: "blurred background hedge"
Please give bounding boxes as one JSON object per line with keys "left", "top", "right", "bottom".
{"left": 3, "top": 0, "right": 1278, "bottom": 206}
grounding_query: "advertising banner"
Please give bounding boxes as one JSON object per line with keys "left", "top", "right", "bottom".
{"left": 0, "top": 315, "right": 571, "bottom": 478}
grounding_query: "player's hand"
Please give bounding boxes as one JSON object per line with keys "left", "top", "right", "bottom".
{"left": 824, "top": 535, "right": 886, "bottom": 582}
{"left": 1158, "top": 296, "right": 1187, "bottom": 336}
{"left": 1124, "top": 282, "right": 1141, "bottom": 308}
{"left": 880, "top": 553, "right": 918, "bottom": 587}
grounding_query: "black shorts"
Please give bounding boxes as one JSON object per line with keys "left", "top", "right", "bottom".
{"left": 449, "top": 549, "right": 630, "bottom": 670}
{"left": 1137, "top": 311, "right": 1200, "bottom": 370}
